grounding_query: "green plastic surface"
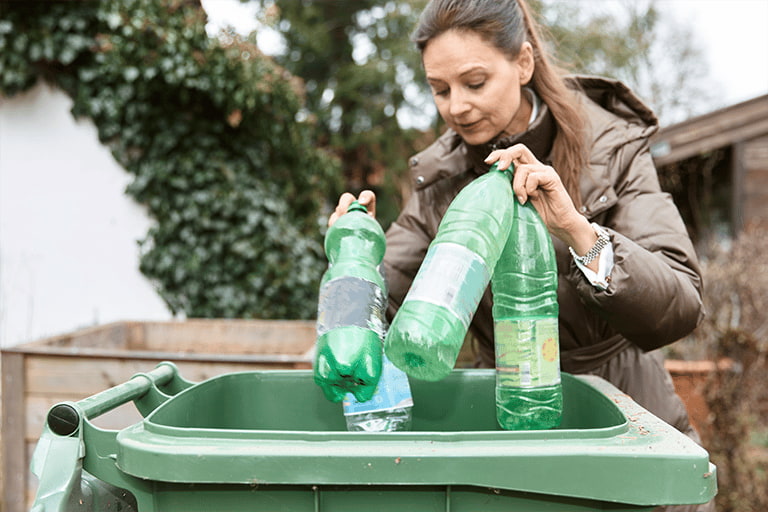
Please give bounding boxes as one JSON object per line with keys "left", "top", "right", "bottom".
{"left": 385, "top": 168, "right": 514, "bottom": 382}
{"left": 31, "top": 365, "right": 717, "bottom": 512}
{"left": 315, "top": 200, "right": 387, "bottom": 402}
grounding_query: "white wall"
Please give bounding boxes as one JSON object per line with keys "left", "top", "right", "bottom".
{"left": 0, "top": 82, "right": 172, "bottom": 348}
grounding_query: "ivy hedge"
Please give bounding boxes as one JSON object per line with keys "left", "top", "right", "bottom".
{"left": 0, "top": 0, "right": 342, "bottom": 319}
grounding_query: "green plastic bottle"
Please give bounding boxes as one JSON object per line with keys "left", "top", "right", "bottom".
{"left": 492, "top": 167, "right": 563, "bottom": 430}
{"left": 384, "top": 164, "right": 514, "bottom": 381}
{"left": 314, "top": 201, "right": 385, "bottom": 403}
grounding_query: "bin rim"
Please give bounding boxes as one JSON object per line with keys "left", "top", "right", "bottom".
{"left": 138, "top": 370, "right": 629, "bottom": 441}
{"left": 110, "top": 370, "right": 716, "bottom": 507}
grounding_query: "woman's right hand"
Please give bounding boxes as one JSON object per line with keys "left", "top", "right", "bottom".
{"left": 328, "top": 190, "right": 377, "bottom": 226}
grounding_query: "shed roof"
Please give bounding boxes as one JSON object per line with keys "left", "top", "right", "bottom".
{"left": 651, "top": 94, "right": 768, "bottom": 167}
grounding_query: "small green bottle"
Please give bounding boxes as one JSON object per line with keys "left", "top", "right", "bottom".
{"left": 492, "top": 165, "right": 563, "bottom": 430}
{"left": 384, "top": 165, "right": 514, "bottom": 381}
{"left": 314, "top": 201, "right": 386, "bottom": 403}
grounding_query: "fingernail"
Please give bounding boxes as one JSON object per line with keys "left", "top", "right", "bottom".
{"left": 518, "top": 195, "right": 526, "bottom": 204}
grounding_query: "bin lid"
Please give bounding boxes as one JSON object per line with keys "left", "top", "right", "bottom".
{"left": 115, "top": 370, "right": 716, "bottom": 506}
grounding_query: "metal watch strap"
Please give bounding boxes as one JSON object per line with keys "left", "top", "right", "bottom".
{"left": 569, "top": 224, "right": 610, "bottom": 266}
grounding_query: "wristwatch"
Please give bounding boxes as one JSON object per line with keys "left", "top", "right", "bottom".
{"left": 569, "top": 223, "right": 610, "bottom": 266}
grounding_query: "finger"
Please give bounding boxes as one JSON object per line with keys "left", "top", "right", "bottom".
{"left": 483, "top": 150, "right": 514, "bottom": 171}
{"left": 338, "top": 192, "right": 357, "bottom": 212}
{"left": 357, "top": 190, "right": 377, "bottom": 218}
{"left": 485, "top": 144, "right": 540, "bottom": 172}
{"left": 525, "top": 172, "right": 545, "bottom": 198}
{"left": 483, "top": 149, "right": 503, "bottom": 164}
{"left": 527, "top": 167, "right": 562, "bottom": 195}
{"left": 328, "top": 192, "right": 357, "bottom": 226}
{"left": 512, "top": 164, "right": 532, "bottom": 204}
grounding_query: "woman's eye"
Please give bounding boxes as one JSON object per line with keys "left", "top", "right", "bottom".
{"left": 433, "top": 88, "right": 449, "bottom": 97}
{"left": 468, "top": 82, "right": 485, "bottom": 90}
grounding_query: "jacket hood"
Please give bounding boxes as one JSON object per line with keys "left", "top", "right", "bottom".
{"left": 574, "top": 75, "right": 658, "bottom": 129}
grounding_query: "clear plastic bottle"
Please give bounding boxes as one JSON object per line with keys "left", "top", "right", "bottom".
{"left": 384, "top": 165, "right": 514, "bottom": 381}
{"left": 492, "top": 167, "right": 563, "bottom": 430}
{"left": 343, "top": 351, "right": 413, "bottom": 432}
{"left": 314, "top": 201, "right": 386, "bottom": 403}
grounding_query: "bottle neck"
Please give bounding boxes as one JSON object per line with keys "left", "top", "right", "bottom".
{"left": 490, "top": 162, "right": 514, "bottom": 180}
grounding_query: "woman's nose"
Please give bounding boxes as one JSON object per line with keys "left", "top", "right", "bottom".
{"left": 448, "top": 91, "right": 471, "bottom": 117}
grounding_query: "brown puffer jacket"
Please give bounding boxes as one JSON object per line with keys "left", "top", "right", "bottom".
{"left": 383, "top": 76, "right": 704, "bottom": 375}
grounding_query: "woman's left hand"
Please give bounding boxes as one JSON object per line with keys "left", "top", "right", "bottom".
{"left": 485, "top": 144, "right": 594, "bottom": 252}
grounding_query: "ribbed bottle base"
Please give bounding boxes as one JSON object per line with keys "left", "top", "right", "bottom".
{"left": 495, "top": 384, "right": 563, "bottom": 430}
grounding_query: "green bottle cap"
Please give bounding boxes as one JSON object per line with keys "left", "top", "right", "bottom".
{"left": 347, "top": 200, "right": 368, "bottom": 214}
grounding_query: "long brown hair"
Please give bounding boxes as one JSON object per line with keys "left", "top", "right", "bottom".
{"left": 412, "top": 0, "right": 587, "bottom": 206}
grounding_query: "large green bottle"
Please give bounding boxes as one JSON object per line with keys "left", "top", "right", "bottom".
{"left": 492, "top": 168, "right": 563, "bottom": 430}
{"left": 314, "top": 201, "right": 385, "bottom": 403}
{"left": 384, "top": 165, "right": 514, "bottom": 381}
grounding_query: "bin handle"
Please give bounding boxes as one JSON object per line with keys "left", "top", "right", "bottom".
{"left": 77, "top": 361, "right": 178, "bottom": 420}
{"left": 31, "top": 363, "right": 181, "bottom": 511}
{"left": 45, "top": 362, "right": 183, "bottom": 437}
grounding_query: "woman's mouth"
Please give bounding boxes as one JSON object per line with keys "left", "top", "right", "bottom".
{"left": 458, "top": 120, "right": 481, "bottom": 130}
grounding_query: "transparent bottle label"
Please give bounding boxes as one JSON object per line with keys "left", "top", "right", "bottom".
{"left": 317, "top": 276, "right": 386, "bottom": 336}
{"left": 343, "top": 355, "right": 413, "bottom": 415}
{"left": 495, "top": 317, "right": 561, "bottom": 388}
{"left": 404, "top": 243, "right": 489, "bottom": 328}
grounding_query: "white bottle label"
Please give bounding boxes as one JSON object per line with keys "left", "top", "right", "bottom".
{"left": 403, "top": 242, "right": 490, "bottom": 328}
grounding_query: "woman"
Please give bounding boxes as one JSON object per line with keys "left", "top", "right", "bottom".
{"left": 332, "top": 1, "right": 709, "bottom": 509}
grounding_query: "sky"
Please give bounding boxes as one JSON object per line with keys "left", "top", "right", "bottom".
{"left": 654, "top": 0, "right": 768, "bottom": 107}
{"left": 201, "top": 0, "right": 768, "bottom": 116}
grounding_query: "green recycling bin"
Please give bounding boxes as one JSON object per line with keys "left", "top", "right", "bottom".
{"left": 30, "top": 362, "right": 716, "bottom": 511}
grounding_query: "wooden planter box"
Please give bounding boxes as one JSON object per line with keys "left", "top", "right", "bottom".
{"left": 665, "top": 358, "right": 736, "bottom": 444}
{"left": 1, "top": 319, "right": 316, "bottom": 512}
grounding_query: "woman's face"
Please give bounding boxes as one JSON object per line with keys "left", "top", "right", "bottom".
{"left": 422, "top": 29, "right": 534, "bottom": 146}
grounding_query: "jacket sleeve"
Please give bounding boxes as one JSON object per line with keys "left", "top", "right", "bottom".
{"left": 568, "top": 140, "right": 705, "bottom": 351}
{"left": 383, "top": 190, "right": 433, "bottom": 322}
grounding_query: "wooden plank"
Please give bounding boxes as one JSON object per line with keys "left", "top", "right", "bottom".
{"left": 2, "top": 352, "right": 27, "bottom": 512}
{"left": 653, "top": 116, "right": 768, "bottom": 167}
{"left": 25, "top": 356, "right": 165, "bottom": 397}
{"left": 732, "top": 141, "right": 747, "bottom": 233}
{"left": 12, "top": 344, "right": 315, "bottom": 363}
{"left": 24, "top": 355, "right": 309, "bottom": 397}
{"left": 743, "top": 168, "right": 768, "bottom": 209}
{"left": 16, "top": 321, "right": 134, "bottom": 350}
{"left": 140, "top": 319, "right": 316, "bottom": 354}
{"left": 745, "top": 135, "right": 768, "bottom": 168}
{"left": 739, "top": 136, "right": 768, "bottom": 230}
{"left": 10, "top": 319, "right": 317, "bottom": 357}
{"left": 652, "top": 95, "right": 768, "bottom": 166}
{"left": 744, "top": 197, "right": 768, "bottom": 222}
{"left": 26, "top": 442, "right": 37, "bottom": 512}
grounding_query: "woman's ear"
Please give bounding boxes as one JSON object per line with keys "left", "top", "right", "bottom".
{"left": 516, "top": 41, "right": 535, "bottom": 85}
